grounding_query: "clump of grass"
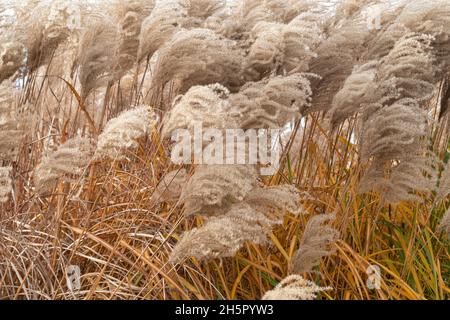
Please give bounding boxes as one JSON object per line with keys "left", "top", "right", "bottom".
{"left": 0, "top": 0, "right": 448, "bottom": 300}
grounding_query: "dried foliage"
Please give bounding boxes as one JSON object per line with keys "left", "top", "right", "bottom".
{"left": 0, "top": 0, "right": 449, "bottom": 301}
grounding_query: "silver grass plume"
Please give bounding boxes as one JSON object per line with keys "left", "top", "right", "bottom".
{"left": 0, "top": 166, "right": 12, "bottom": 203}
{"left": 34, "top": 136, "right": 94, "bottom": 194}
{"left": 162, "top": 75, "right": 313, "bottom": 134}
{"left": 170, "top": 202, "right": 280, "bottom": 262}
{"left": 362, "top": 1, "right": 450, "bottom": 75}
{"left": 281, "top": 12, "right": 324, "bottom": 73}
{"left": 306, "top": 4, "right": 375, "bottom": 115}
{"left": 180, "top": 165, "right": 259, "bottom": 217}
{"left": 187, "top": 0, "right": 225, "bottom": 27}
{"left": 218, "top": 0, "right": 274, "bottom": 39}
{"left": 372, "top": 33, "right": 436, "bottom": 104}
{"left": 112, "top": 0, "right": 155, "bottom": 80}
{"left": 0, "top": 83, "right": 23, "bottom": 162}
{"left": 244, "top": 21, "right": 285, "bottom": 79}
{"left": 329, "top": 61, "right": 378, "bottom": 128}
{"left": 244, "top": 11, "right": 323, "bottom": 80}
{"left": 161, "top": 83, "right": 236, "bottom": 139}
{"left": 356, "top": 33, "right": 438, "bottom": 203}
{"left": 138, "top": 0, "right": 226, "bottom": 60}
{"left": 306, "top": 0, "right": 403, "bottom": 115}
{"left": 244, "top": 184, "right": 303, "bottom": 216}
{"left": 95, "top": 105, "right": 158, "bottom": 160}
{"left": 364, "top": 31, "right": 437, "bottom": 109}
{"left": 150, "top": 168, "right": 188, "bottom": 204}
{"left": 360, "top": 100, "right": 423, "bottom": 162}
{"left": 170, "top": 184, "right": 302, "bottom": 262}
{"left": 436, "top": 161, "right": 450, "bottom": 203}
{"left": 438, "top": 208, "right": 450, "bottom": 237}
{"left": 73, "top": 16, "right": 119, "bottom": 100}
{"left": 363, "top": 23, "right": 410, "bottom": 61}
{"left": 358, "top": 156, "right": 437, "bottom": 204}
{"left": 16, "top": 0, "right": 80, "bottom": 71}
{"left": 137, "top": 0, "right": 189, "bottom": 62}
{"left": 0, "top": 40, "right": 25, "bottom": 85}
{"left": 219, "top": 0, "right": 313, "bottom": 39}
{"left": 358, "top": 100, "right": 436, "bottom": 203}
{"left": 264, "top": 0, "right": 314, "bottom": 23}
{"left": 334, "top": 0, "right": 377, "bottom": 19}
{"left": 291, "top": 213, "right": 339, "bottom": 274}
{"left": 152, "top": 28, "right": 244, "bottom": 93}
{"left": 262, "top": 275, "right": 331, "bottom": 300}
{"left": 229, "top": 73, "right": 314, "bottom": 129}
{"left": 395, "top": 0, "right": 450, "bottom": 74}
{"left": 201, "top": 6, "right": 230, "bottom": 32}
